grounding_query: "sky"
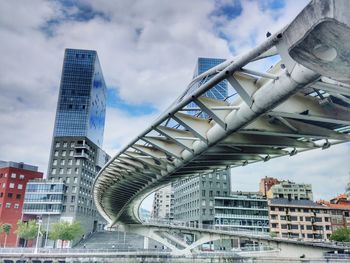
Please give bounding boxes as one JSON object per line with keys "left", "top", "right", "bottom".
{"left": 0, "top": 0, "right": 349, "bottom": 210}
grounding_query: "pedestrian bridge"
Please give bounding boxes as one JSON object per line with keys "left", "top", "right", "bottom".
{"left": 93, "top": 0, "right": 350, "bottom": 228}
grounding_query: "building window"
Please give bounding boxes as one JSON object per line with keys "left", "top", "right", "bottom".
{"left": 54, "top": 151, "right": 59, "bottom": 157}
{"left": 68, "top": 159, "right": 73, "bottom": 165}
{"left": 7, "top": 193, "right": 13, "bottom": 198}
{"left": 5, "top": 203, "right": 10, "bottom": 208}
{"left": 14, "top": 204, "right": 19, "bottom": 209}
{"left": 0, "top": 192, "right": 3, "bottom": 197}
{"left": 56, "top": 142, "right": 60, "bottom": 147}
{"left": 69, "top": 205, "right": 74, "bottom": 212}
{"left": 9, "top": 183, "right": 14, "bottom": 189}
{"left": 202, "top": 209, "right": 206, "bottom": 215}
{"left": 19, "top": 174, "right": 25, "bottom": 180}
{"left": 67, "top": 168, "right": 72, "bottom": 174}
{"left": 202, "top": 190, "right": 206, "bottom": 197}
{"left": 63, "top": 142, "right": 68, "bottom": 147}
{"left": 59, "top": 168, "right": 64, "bottom": 174}
{"left": 11, "top": 173, "right": 16, "bottom": 178}
{"left": 60, "top": 159, "right": 65, "bottom": 165}
{"left": 53, "top": 160, "right": 57, "bottom": 165}
{"left": 52, "top": 168, "right": 56, "bottom": 174}
{"left": 62, "top": 150, "right": 66, "bottom": 156}
{"left": 69, "top": 151, "right": 74, "bottom": 157}
{"left": 76, "top": 159, "right": 80, "bottom": 165}
{"left": 71, "top": 196, "right": 75, "bottom": 203}
{"left": 16, "top": 194, "right": 21, "bottom": 200}
{"left": 18, "top": 184, "right": 23, "bottom": 190}
{"left": 74, "top": 177, "right": 78, "bottom": 184}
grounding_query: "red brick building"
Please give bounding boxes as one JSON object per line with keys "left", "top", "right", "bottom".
{"left": 259, "top": 176, "right": 280, "bottom": 197}
{"left": 0, "top": 161, "right": 43, "bottom": 247}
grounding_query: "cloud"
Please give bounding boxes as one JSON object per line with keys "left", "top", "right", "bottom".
{"left": 103, "top": 108, "right": 159, "bottom": 157}
{"left": 231, "top": 143, "right": 350, "bottom": 200}
{"left": 213, "top": 0, "right": 308, "bottom": 54}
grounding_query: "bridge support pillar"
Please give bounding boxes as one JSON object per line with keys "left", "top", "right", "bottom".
{"left": 143, "top": 236, "right": 149, "bottom": 249}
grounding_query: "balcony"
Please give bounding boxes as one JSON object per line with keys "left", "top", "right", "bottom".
{"left": 215, "top": 213, "right": 269, "bottom": 220}
{"left": 23, "top": 209, "right": 62, "bottom": 215}
{"left": 74, "top": 152, "right": 89, "bottom": 159}
{"left": 74, "top": 142, "right": 90, "bottom": 151}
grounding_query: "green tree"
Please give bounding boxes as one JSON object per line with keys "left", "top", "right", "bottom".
{"left": 15, "top": 220, "right": 38, "bottom": 247}
{"left": 269, "top": 231, "right": 277, "bottom": 238}
{"left": 49, "top": 221, "right": 83, "bottom": 248}
{"left": 2, "top": 224, "right": 11, "bottom": 247}
{"left": 330, "top": 227, "right": 350, "bottom": 242}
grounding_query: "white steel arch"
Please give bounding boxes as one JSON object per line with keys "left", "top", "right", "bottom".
{"left": 94, "top": 0, "right": 350, "bottom": 226}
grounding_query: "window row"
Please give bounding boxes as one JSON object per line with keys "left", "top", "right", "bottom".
{"left": 0, "top": 173, "right": 25, "bottom": 179}
{"left": 2, "top": 183, "right": 23, "bottom": 189}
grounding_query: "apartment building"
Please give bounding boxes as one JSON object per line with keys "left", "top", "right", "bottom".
{"left": 267, "top": 180, "right": 313, "bottom": 200}
{"left": 269, "top": 199, "right": 332, "bottom": 241}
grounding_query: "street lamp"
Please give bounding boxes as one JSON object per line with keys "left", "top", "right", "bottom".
{"left": 34, "top": 217, "right": 42, "bottom": 254}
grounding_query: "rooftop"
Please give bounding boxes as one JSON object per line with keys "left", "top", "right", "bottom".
{"left": 0, "top": 160, "right": 39, "bottom": 172}
{"left": 270, "top": 198, "right": 325, "bottom": 208}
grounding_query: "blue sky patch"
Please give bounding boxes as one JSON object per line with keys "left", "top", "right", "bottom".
{"left": 211, "top": 0, "right": 242, "bottom": 20}
{"left": 41, "top": 0, "right": 109, "bottom": 36}
{"left": 106, "top": 88, "right": 157, "bottom": 116}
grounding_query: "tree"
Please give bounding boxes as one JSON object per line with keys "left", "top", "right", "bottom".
{"left": 330, "top": 227, "right": 350, "bottom": 242}
{"left": 2, "top": 224, "right": 11, "bottom": 247}
{"left": 15, "top": 220, "right": 38, "bottom": 247}
{"left": 269, "top": 231, "right": 277, "bottom": 238}
{"left": 49, "top": 221, "right": 83, "bottom": 248}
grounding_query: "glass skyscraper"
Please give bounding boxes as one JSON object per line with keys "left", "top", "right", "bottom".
{"left": 193, "top": 57, "right": 228, "bottom": 100}
{"left": 185, "top": 58, "right": 228, "bottom": 116}
{"left": 54, "top": 49, "right": 107, "bottom": 147}
{"left": 24, "top": 49, "right": 109, "bottom": 247}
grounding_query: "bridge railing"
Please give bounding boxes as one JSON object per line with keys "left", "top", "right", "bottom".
{"left": 142, "top": 219, "right": 269, "bottom": 237}
{"left": 0, "top": 247, "right": 171, "bottom": 255}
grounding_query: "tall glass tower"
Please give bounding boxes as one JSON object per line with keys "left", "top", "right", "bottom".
{"left": 54, "top": 49, "right": 106, "bottom": 147}
{"left": 193, "top": 57, "right": 228, "bottom": 100}
{"left": 42, "top": 49, "right": 109, "bottom": 244}
{"left": 186, "top": 58, "right": 228, "bottom": 116}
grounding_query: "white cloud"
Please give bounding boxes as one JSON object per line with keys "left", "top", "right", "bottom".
{"left": 215, "top": 0, "right": 308, "bottom": 54}
{"left": 231, "top": 143, "right": 350, "bottom": 200}
{"left": 103, "top": 108, "right": 159, "bottom": 156}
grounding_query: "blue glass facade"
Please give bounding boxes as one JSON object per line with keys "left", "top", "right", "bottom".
{"left": 186, "top": 58, "right": 228, "bottom": 116}
{"left": 193, "top": 58, "right": 228, "bottom": 100}
{"left": 23, "top": 181, "right": 65, "bottom": 214}
{"left": 54, "top": 49, "right": 107, "bottom": 147}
